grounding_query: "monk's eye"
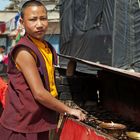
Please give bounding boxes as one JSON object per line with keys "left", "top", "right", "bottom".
{"left": 29, "top": 18, "right": 37, "bottom": 21}
{"left": 40, "top": 17, "right": 48, "bottom": 21}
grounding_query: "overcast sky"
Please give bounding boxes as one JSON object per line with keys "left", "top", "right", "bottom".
{"left": 0, "top": 0, "right": 11, "bottom": 10}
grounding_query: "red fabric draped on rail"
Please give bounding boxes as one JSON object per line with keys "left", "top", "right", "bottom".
{"left": 60, "top": 118, "right": 108, "bottom": 140}
{"left": 0, "top": 77, "right": 7, "bottom": 108}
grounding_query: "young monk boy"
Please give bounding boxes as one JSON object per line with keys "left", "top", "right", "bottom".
{"left": 0, "top": 1, "right": 86, "bottom": 140}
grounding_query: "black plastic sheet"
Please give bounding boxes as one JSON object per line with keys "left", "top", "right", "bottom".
{"left": 59, "top": 0, "right": 140, "bottom": 73}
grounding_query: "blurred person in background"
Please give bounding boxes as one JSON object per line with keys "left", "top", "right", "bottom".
{"left": 0, "top": 45, "right": 8, "bottom": 71}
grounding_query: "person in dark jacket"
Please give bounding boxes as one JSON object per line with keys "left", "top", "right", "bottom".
{"left": 0, "top": 1, "right": 86, "bottom": 140}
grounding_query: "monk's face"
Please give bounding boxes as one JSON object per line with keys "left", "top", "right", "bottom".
{"left": 20, "top": 5, "right": 48, "bottom": 40}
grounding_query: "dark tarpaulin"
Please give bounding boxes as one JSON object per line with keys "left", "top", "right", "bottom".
{"left": 59, "top": 0, "right": 140, "bottom": 73}
{"left": 113, "top": 0, "right": 140, "bottom": 71}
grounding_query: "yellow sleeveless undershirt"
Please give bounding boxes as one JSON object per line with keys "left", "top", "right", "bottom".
{"left": 29, "top": 36, "right": 58, "bottom": 97}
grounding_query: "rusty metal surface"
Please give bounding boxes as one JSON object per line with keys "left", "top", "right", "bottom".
{"left": 58, "top": 54, "right": 140, "bottom": 80}
{"left": 56, "top": 57, "right": 140, "bottom": 139}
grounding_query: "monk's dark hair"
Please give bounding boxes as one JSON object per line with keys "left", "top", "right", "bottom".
{"left": 21, "top": 0, "right": 47, "bottom": 18}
